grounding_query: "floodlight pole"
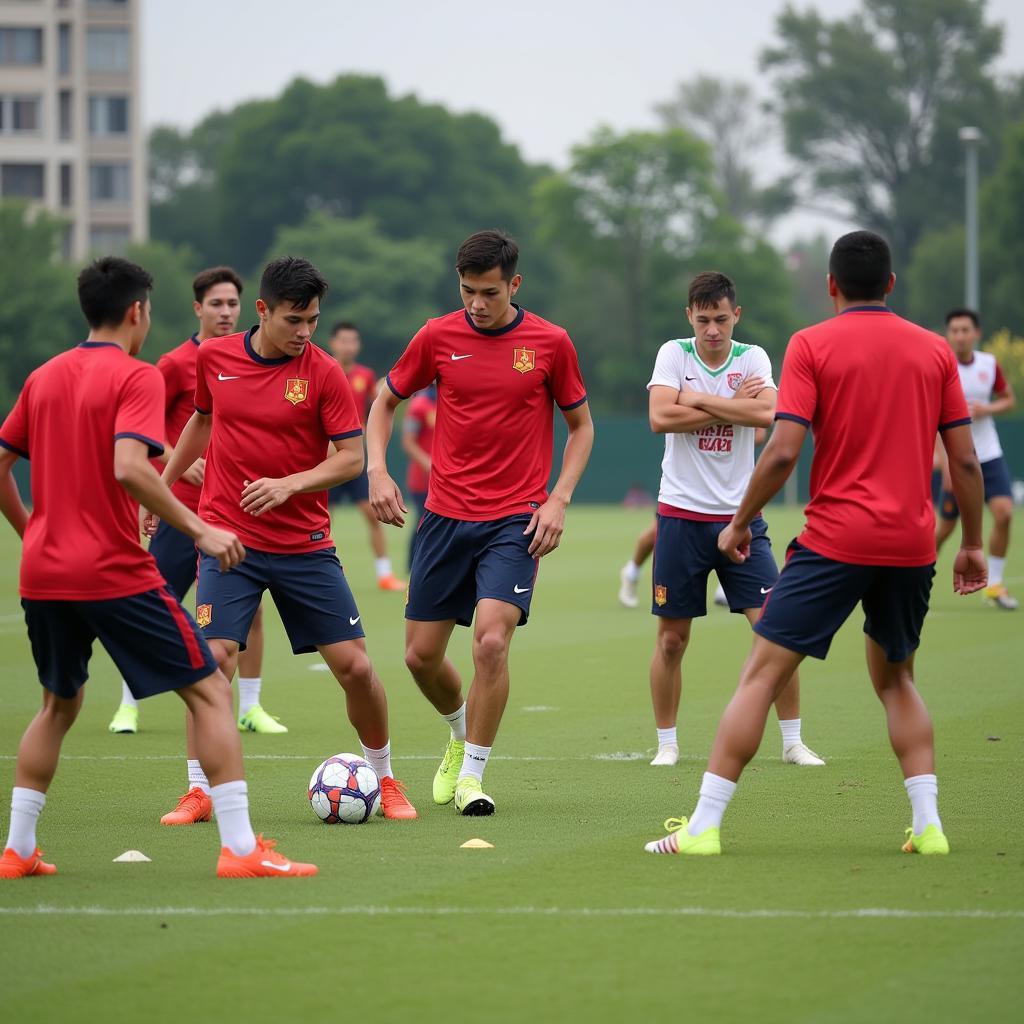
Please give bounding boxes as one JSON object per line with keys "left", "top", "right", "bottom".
{"left": 959, "top": 126, "right": 982, "bottom": 312}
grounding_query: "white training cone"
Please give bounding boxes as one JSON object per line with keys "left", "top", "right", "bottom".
{"left": 113, "top": 850, "right": 152, "bottom": 862}
{"left": 460, "top": 838, "right": 494, "bottom": 849}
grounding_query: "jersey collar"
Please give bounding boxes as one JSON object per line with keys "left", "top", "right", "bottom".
{"left": 839, "top": 305, "right": 895, "bottom": 314}
{"left": 189, "top": 332, "right": 200, "bottom": 346}
{"left": 463, "top": 303, "right": 525, "bottom": 337}
{"left": 77, "top": 341, "right": 122, "bottom": 350}
{"left": 244, "top": 325, "right": 292, "bottom": 365}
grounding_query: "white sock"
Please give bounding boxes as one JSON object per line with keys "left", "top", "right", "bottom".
{"left": 442, "top": 703, "right": 467, "bottom": 741}
{"left": 460, "top": 742, "right": 491, "bottom": 783}
{"left": 6, "top": 787, "right": 45, "bottom": 858}
{"left": 988, "top": 555, "right": 1005, "bottom": 586}
{"left": 687, "top": 772, "right": 737, "bottom": 836}
{"left": 904, "top": 774, "right": 942, "bottom": 835}
{"left": 237, "top": 677, "right": 261, "bottom": 717}
{"left": 119, "top": 680, "right": 139, "bottom": 709}
{"left": 209, "top": 780, "right": 256, "bottom": 856}
{"left": 360, "top": 741, "right": 393, "bottom": 781}
{"left": 656, "top": 726, "right": 678, "bottom": 749}
{"left": 623, "top": 560, "right": 640, "bottom": 583}
{"left": 779, "top": 718, "right": 802, "bottom": 749}
{"left": 187, "top": 759, "right": 211, "bottom": 795}
{"left": 374, "top": 556, "right": 392, "bottom": 579}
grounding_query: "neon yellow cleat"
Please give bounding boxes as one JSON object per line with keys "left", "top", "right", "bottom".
{"left": 644, "top": 816, "right": 721, "bottom": 855}
{"left": 454, "top": 776, "right": 495, "bottom": 816}
{"left": 432, "top": 737, "right": 465, "bottom": 805}
{"left": 237, "top": 705, "right": 288, "bottom": 734}
{"left": 983, "top": 584, "right": 1018, "bottom": 610}
{"left": 902, "top": 824, "right": 949, "bottom": 855}
{"left": 108, "top": 704, "right": 138, "bottom": 734}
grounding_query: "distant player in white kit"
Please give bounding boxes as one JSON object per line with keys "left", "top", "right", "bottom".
{"left": 935, "top": 308, "right": 1017, "bottom": 609}
{"left": 645, "top": 272, "right": 823, "bottom": 767}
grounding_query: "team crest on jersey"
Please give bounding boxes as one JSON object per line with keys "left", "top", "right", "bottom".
{"left": 654, "top": 584, "right": 668, "bottom": 607}
{"left": 196, "top": 604, "right": 212, "bottom": 627}
{"left": 284, "top": 378, "right": 309, "bottom": 405}
{"left": 351, "top": 376, "right": 367, "bottom": 392}
{"left": 727, "top": 372, "right": 743, "bottom": 391}
{"left": 512, "top": 347, "right": 536, "bottom": 374}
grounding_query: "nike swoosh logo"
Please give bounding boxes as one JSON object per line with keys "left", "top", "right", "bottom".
{"left": 217, "top": 373, "right": 240, "bottom": 381}
{"left": 760, "top": 587, "right": 772, "bottom": 595}
{"left": 450, "top": 353, "right": 473, "bottom": 361}
{"left": 349, "top": 615, "right": 361, "bottom": 625}
{"left": 260, "top": 860, "right": 292, "bottom": 872}
{"left": 685, "top": 376, "right": 697, "bottom": 381}
{"left": 513, "top": 584, "right": 531, "bottom": 594}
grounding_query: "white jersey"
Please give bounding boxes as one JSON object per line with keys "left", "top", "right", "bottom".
{"left": 957, "top": 351, "right": 1005, "bottom": 463}
{"left": 647, "top": 338, "right": 776, "bottom": 515}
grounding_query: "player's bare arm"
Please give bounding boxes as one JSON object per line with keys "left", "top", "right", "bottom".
{"left": 240, "top": 435, "right": 364, "bottom": 517}
{"left": 940, "top": 423, "right": 987, "bottom": 594}
{"left": 524, "top": 402, "right": 594, "bottom": 558}
{"left": 162, "top": 410, "right": 213, "bottom": 490}
{"left": 365, "top": 386, "right": 408, "bottom": 527}
{"left": 649, "top": 385, "right": 721, "bottom": 434}
{"left": 685, "top": 378, "right": 776, "bottom": 428}
{"left": 0, "top": 449, "right": 29, "bottom": 538}
{"left": 113, "top": 437, "right": 244, "bottom": 572}
{"left": 718, "top": 418, "right": 807, "bottom": 564}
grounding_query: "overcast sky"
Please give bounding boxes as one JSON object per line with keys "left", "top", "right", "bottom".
{"left": 143, "top": 0, "right": 1024, "bottom": 241}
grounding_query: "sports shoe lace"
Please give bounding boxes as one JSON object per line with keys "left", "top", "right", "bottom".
{"left": 440, "top": 742, "right": 459, "bottom": 772}
{"left": 382, "top": 777, "right": 411, "bottom": 803}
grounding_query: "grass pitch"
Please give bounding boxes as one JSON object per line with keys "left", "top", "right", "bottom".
{"left": 0, "top": 505, "right": 1021, "bottom": 1023}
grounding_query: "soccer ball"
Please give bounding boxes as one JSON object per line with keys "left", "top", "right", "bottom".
{"left": 308, "top": 753, "right": 381, "bottom": 824}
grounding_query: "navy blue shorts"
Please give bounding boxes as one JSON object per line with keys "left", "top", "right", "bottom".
{"left": 939, "top": 455, "right": 1013, "bottom": 519}
{"left": 406, "top": 511, "right": 538, "bottom": 627}
{"left": 329, "top": 466, "right": 370, "bottom": 505}
{"left": 195, "top": 546, "right": 364, "bottom": 654}
{"left": 148, "top": 518, "right": 198, "bottom": 601}
{"left": 754, "top": 541, "right": 935, "bottom": 663}
{"left": 652, "top": 515, "right": 777, "bottom": 618}
{"left": 22, "top": 588, "right": 217, "bottom": 700}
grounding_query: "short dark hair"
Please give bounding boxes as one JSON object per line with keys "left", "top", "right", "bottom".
{"left": 688, "top": 271, "right": 737, "bottom": 310}
{"left": 259, "top": 256, "right": 328, "bottom": 311}
{"left": 193, "top": 265, "right": 243, "bottom": 303}
{"left": 330, "top": 321, "right": 359, "bottom": 336}
{"left": 77, "top": 256, "right": 153, "bottom": 329}
{"left": 944, "top": 307, "right": 980, "bottom": 328}
{"left": 455, "top": 229, "right": 519, "bottom": 281}
{"left": 828, "top": 231, "right": 892, "bottom": 302}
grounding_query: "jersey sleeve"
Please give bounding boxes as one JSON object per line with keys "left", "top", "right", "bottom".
{"left": 550, "top": 331, "right": 588, "bottom": 410}
{"left": 156, "top": 351, "right": 180, "bottom": 416}
{"left": 194, "top": 344, "right": 213, "bottom": 414}
{"left": 938, "top": 347, "right": 971, "bottom": 431}
{"left": 114, "top": 364, "right": 166, "bottom": 457}
{"left": 387, "top": 323, "right": 436, "bottom": 400}
{"left": 775, "top": 333, "right": 816, "bottom": 427}
{"left": 750, "top": 347, "right": 777, "bottom": 391}
{"left": 993, "top": 361, "right": 1008, "bottom": 395}
{"left": 647, "top": 342, "right": 681, "bottom": 391}
{"left": 0, "top": 380, "right": 32, "bottom": 459}
{"left": 321, "top": 361, "right": 363, "bottom": 441}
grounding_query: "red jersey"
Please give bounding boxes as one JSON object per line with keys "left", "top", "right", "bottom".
{"left": 403, "top": 391, "right": 437, "bottom": 494}
{"left": 156, "top": 333, "right": 202, "bottom": 510}
{"left": 386, "top": 306, "right": 587, "bottom": 521}
{"left": 345, "top": 363, "right": 377, "bottom": 426}
{"left": 194, "top": 327, "right": 362, "bottom": 554}
{"left": 775, "top": 307, "right": 970, "bottom": 566}
{"left": 0, "top": 342, "right": 167, "bottom": 600}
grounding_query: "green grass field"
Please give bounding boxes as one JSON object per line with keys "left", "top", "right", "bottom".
{"left": 0, "top": 505, "right": 1021, "bottom": 1023}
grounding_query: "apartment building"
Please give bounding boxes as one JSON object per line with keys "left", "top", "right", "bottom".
{"left": 0, "top": 0, "right": 146, "bottom": 258}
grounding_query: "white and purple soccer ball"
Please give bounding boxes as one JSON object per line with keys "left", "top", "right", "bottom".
{"left": 308, "top": 753, "right": 381, "bottom": 824}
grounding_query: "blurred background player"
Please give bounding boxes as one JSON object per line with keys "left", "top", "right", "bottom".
{"left": 401, "top": 384, "right": 437, "bottom": 572}
{"left": 618, "top": 523, "right": 656, "bottom": 608}
{"left": 108, "top": 267, "right": 286, "bottom": 743}
{"left": 0, "top": 257, "right": 315, "bottom": 879}
{"left": 327, "top": 322, "right": 404, "bottom": 591}
{"left": 934, "top": 308, "right": 1017, "bottom": 609}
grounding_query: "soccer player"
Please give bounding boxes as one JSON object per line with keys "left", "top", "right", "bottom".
{"left": 645, "top": 231, "right": 986, "bottom": 857}
{"left": 327, "top": 322, "right": 404, "bottom": 591}
{"left": 934, "top": 308, "right": 1017, "bottom": 610}
{"left": 159, "top": 257, "right": 417, "bottom": 820}
{"left": 367, "top": 229, "right": 594, "bottom": 816}
{"left": 108, "top": 266, "right": 287, "bottom": 751}
{"left": 0, "top": 257, "right": 315, "bottom": 879}
{"left": 645, "top": 272, "right": 823, "bottom": 768}
{"left": 618, "top": 524, "right": 656, "bottom": 608}
{"left": 401, "top": 384, "right": 437, "bottom": 571}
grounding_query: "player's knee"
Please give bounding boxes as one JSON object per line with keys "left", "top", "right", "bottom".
{"left": 40, "top": 690, "right": 83, "bottom": 730}
{"left": 404, "top": 644, "right": 439, "bottom": 679}
{"left": 472, "top": 629, "right": 511, "bottom": 670}
{"left": 656, "top": 627, "right": 689, "bottom": 661}
{"left": 335, "top": 652, "right": 373, "bottom": 691}
{"left": 991, "top": 503, "right": 1012, "bottom": 528}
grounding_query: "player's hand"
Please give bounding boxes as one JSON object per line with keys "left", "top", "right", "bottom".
{"left": 952, "top": 545, "right": 987, "bottom": 595}
{"left": 967, "top": 401, "right": 989, "bottom": 419}
{"left": 735, "top": 376, "right": 766, "bottom": 399}
{"left": 182, "top": 457, "right": 206, "bottom": 487}
{"left": 195, "top": 525, "right": 245, "bottom": 572}
{"left": 524, "top": 496, "right": 567, "bottom": 557}
{"left": 240, "top": 477, "right": 296, "bottom": 517}
{"left": 718, "top": 521, "right": 752, "bottom": 564}
{"left": 140, "top": 508, "right": 160, "bottom": 538}
{"left": 368, "top": 471, "right": 407, "bottom": 527}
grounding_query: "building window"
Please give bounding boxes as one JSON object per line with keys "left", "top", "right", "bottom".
{"left": 89, "top": 225, "right": 131, "bottom": 254}
{"left": 85, "top": 27, "right": 129, "bottom": 73}
{"left": 59, "top": 89, "right": 72, "bottom": 139}
{"left": 61, "top": 163, "right": 73, "bottom": 207}
{"left": 0, "top": 27, "right": 44, "bottom": 66}
{"left": 88, "top": 95, "right": 128, "bottom": 135}
{"left": 58, "top": 22, "right": 70, "bottom": 75}
{"left": 89, "top": 162, "right": 130, "bottom": 203}
{"left": 0, "top": 95, "right": 42, "bottom": 134}
{"left": 1, "top": 163, "right": 45, "bottom": 200}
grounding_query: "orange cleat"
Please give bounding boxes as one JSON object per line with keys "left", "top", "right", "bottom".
{"left": 160, "top": 787, "right": 213, "bottom": 826}
{"left": 380, "top": 776, "right": 418, "bottom": 819}
{"left": 216, "top": 834, "right": 318, "bottom": 878}
{"left": 377, "top": 575, "right": 406, "bottom": 592}
{"left": 0, "top": 846, "right": 57, "bottom": 878}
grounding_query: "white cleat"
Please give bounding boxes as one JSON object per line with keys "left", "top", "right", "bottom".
{"left": 783, "top": 742, "right": 826, "bottom": 766}
{"left": 713, "top": 582, "right": 728, "bottom": 607}
{"left": 650, "top": 745, "right": 680, "bottom": 767}
{"left": 618, "top": 565, "right": 639, "bottom": 608}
